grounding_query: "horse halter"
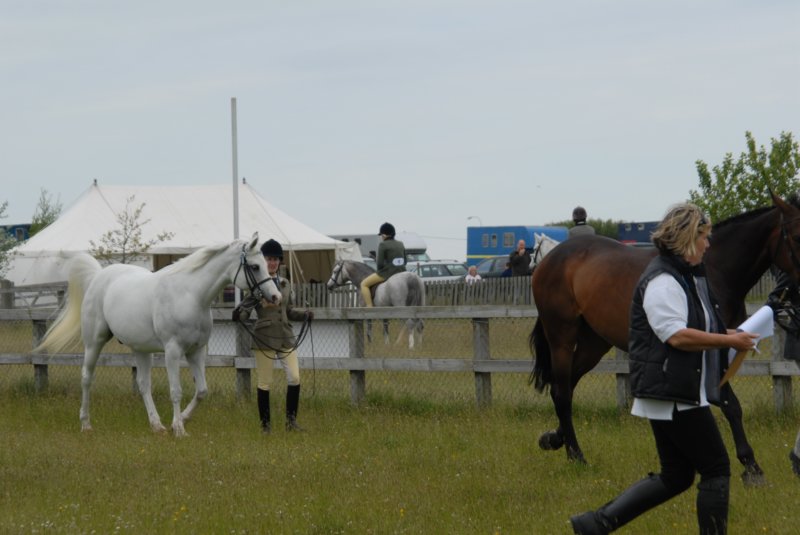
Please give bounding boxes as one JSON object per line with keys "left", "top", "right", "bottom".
{"left": 234, "top": 244, "right": 273, "bottom": 300}
{"left": 776, "top": 214, "right": 800, "bottom": 278}
{"left": 327, "top": 261, "right": 345, "bottom": 289}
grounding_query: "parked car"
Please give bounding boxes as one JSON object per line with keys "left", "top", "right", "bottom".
{"left": 474, "top": 255, "right": 511, "bottom": 278}
{"left": 407, "top": 260, "right": 468, "bottom": 281}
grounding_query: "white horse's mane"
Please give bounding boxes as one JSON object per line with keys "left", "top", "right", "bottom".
{"left": 159, "top": 242, "right": 235, "bottom": 275}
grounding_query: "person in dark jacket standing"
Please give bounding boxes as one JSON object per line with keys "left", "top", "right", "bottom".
{"left": 360, "top": 222, "right": 406, "bottom": 307}
{"left": 570, "top": 203, "right": 757, "bottom": 535}
{"left": 508, "top": 239, "right": 531, "bottom": 276}
{"left": 233, "top": 239, "right": 313, "bottom": 434}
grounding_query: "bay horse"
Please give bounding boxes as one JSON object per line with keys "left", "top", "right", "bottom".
{"left": 35, "top": 233, "right": 281, "bottom": 436}
{"left": 529, "top": 193, "right": 800, "bottom": 485}
{"left": 326, "top": 260, "right": 425, "bottom": 349}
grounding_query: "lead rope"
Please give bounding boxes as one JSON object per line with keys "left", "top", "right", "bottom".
{"left": 234, "top": 311, "right": 317, "bottom": 396}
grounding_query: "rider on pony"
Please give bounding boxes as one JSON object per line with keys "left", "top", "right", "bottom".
{"left": 360, "top": 222, "right": 406, "bottom": 307}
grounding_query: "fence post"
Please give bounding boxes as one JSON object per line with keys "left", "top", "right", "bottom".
{"left": 32, "top": 319, "right": 49, "bottom": 392}
{"left": 615, "top": 348, "right": 631, "bottom": 409}
{"left": 235, "top": 322, "right": 253, "bottom": 400}
{"left": 771, "top": 326, "right": 792, "bottom": 414}
{"left": 349, "top": 320, "right": 366, "bottom": 405}
{"left": 473, "top": 318, "right": 491, "bottom": 408}
{"left": 0, "top": 280, "right": 13, "bottom": 309}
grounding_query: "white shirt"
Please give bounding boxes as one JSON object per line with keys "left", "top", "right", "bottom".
{"left": 630, "top": 272, "right": 710, "bottom": 421}
{"left": 465, "top": 273, "right": 482, "bottom": 285}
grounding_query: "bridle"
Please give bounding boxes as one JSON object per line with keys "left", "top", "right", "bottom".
{"left": 775, "top": 214, "right": 800, "bottom": 278}
{"left": 232, "top": 243, "right": 313, "bottom": 357}
{"left": 327, "top": 261, "right": 345, "bottom": 289}
{"left": 233, "top": 243, "right": 273, "bottom": 300}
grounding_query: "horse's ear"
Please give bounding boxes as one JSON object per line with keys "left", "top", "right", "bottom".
{"left": 248, "top": 232, "right": 259, "bottom": 251}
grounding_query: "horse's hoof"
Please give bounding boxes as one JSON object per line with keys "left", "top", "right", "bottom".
{"left": 538, "top": 431, "right": 564, "bottom": 451}
{"left": 741, "top": 464, "right": 767, "bottom": 487}
{"left": 567, "top": 447, "right": 588, "bottom": 465}
{"left": 790, "top": 450, "right": 800, "bottom": 477}
{"left": 151, "top": 423, "right": 167, "bottom": 434}
{"left": 80, "top": 424, "right": 93, "bottom": 433}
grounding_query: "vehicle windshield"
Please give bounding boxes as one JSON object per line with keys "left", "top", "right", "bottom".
{"left": 406, "top": 252, "right": 430, "bottom": 262}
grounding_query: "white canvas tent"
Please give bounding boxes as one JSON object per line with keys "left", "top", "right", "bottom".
{"left": 7, "top": 181, "right": 360, "bottom": 286}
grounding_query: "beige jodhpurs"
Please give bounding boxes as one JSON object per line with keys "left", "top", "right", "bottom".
{"left": 254, "top": 348, "right": 300, "bottom": 390}
{"left": 360, "top": 273, "right": 385, "bottom": 307}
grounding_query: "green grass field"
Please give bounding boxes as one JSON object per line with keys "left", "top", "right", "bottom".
{"left": 1, "top": 368, "right": 798, "bottom": 534}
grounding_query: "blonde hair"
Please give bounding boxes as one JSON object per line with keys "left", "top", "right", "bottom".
{"left": 651, "top": 203, "right": 711, "bottom": 258}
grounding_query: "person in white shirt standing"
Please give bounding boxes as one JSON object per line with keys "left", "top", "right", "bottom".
{"left": 464, "top": 265, "right": 482, "bottom": 285}
{"left": 570, "top": 203, "right": 757, "bottom": 535}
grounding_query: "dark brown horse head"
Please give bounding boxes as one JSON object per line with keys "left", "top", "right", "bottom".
{"left": 769, "top": 191, "right": 800, "bottom": 283}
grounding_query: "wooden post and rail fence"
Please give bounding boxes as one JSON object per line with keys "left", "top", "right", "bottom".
{"left": 0, "top": 278, "right": 797, "bottom": 411}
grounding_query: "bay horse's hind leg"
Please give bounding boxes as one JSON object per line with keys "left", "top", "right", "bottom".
{"left": 134, "top": 352, "right": 166, "bottom": 433}
{"left": 543, "top": 324, "right": 611, "bottom": 464}
{"left": 79, "top": 344, "right": 103, "bottom": 432}
{"left": 548, "top": 365, "right": 586, "bottom": 463}
{"left": 719, "top": 386, "right": 766, "bottom": 486}
{"left": 791, "top": 428, "right": 800, "bottom": 478}
{"left": 180, "top": 347, "right": 209, "bottom": 423}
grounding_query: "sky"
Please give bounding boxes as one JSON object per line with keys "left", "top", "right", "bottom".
{"left": 3, "top": 0, "right": 799, "bottom": 261}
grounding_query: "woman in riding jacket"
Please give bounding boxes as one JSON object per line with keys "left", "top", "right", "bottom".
{"left": 233, "top": 239, "right": 313, "bottom": 434}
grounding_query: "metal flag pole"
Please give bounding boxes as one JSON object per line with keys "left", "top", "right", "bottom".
{"left": 231, "top": 97, "right": 241, "bottom": 306}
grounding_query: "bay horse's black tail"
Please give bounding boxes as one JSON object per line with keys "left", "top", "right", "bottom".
{"left": 527, "top": 319, "right": 552, "bottom": 392}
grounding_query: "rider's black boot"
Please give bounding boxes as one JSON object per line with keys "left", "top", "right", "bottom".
{"left": 257, "top": 388, "right": 271, "bottom": 434}
{"left": 696, "top": 476, "right": 729, "bottom": 535}
{"left": 285, "top": 384, "right": 304, "bottom": 432}
{"left": 570, "top": 474, "right": 675, "bottom": 534}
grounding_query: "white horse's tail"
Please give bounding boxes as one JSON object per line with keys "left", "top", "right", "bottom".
{"left": 406, "top": 274, "right": 426, "bottom": 307}
{"left": 34, "top": 254, "right": 102, "bottom": 354}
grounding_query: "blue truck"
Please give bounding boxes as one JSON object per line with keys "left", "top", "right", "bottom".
{"left": 617, "top": 221, "right": 658, "bottom": 244}
{"left": 466, "top": 225, "right": 569, "bottom": 266}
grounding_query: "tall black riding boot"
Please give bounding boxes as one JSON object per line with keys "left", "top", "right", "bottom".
{"left": 285, "top": 384, "right": 304, "bottom": 431}
{"left": 696, "top": 476, "right": 729, "bottom": 535}
{"left": 570, "top": 474, "right": 675, "bottom": 534}
{"left": 257, "top": 388, "right": 271, "bottom": 434}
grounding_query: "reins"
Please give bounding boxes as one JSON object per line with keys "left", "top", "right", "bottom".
{"left": 234, "top": 311, "right": 312, "bottom": 358}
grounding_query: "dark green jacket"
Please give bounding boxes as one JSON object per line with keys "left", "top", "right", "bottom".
{"left": 377, "top": 238, "right": 406, "bottom": 278}
{"left": 238, "top": 277, "right": 308, "bottom": 351}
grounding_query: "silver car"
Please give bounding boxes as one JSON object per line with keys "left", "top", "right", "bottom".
{"left": 406, "top": 260, "right": 468, "bottom": 281}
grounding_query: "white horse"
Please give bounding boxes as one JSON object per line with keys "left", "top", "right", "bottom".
{"left": 35, "top": 233, "right": 281, "bottom": 436}
{"left": 529, "top": 233, "right": 559, "bottom": 271}
{"left": 326, "top": 260, "right": 425, "bottom": 349}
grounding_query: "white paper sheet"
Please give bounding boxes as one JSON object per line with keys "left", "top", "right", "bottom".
{"left": 727, "top": 305, "right": 774, "bottom": 363}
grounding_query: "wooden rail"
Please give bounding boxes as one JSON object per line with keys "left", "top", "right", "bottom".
{"left": 1, "top": 303, "right": 798, "bottom": 411}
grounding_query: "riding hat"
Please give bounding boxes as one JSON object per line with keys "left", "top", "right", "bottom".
{"left": 260, "top": 239, "right": 283, "bottom": 259}
{"left": 572, "top": 206, "right": 587, "bottom": 223}
{"left": 378, "top": 222, "right": 396, "bottom": 237}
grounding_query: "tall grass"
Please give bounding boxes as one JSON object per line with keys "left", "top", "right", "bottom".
{"left": 1, "top": 369, "right": 799, "bottom": 534}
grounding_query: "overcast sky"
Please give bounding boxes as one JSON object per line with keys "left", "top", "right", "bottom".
{"left": 3, "top": 0, "right": 799, "bottom": 261}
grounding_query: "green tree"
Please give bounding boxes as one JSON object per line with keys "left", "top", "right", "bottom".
{"left": 88, "top": 195, "right": 175, "bottom": 265}
{"left": 689, "top": 131, "right": 800, "bottom": 222}
{"left": 29, "top": 189, "right": 62, "bottom": 237}
{"left": 0, "top": 201, "right": 16, "bottom": 277}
